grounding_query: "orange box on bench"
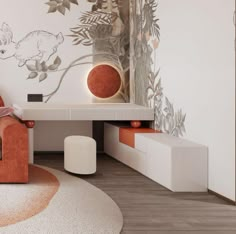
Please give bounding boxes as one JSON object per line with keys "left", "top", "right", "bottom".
{"left": 119, "top": 128, "right": 161, "bottom": 148}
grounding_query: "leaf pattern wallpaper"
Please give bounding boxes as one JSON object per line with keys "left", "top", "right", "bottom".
{"left": 44, "top": 0, "right": 130, "bottom": 102}
{"left": 130, "top": 0, "right": 186, "bottom": 137}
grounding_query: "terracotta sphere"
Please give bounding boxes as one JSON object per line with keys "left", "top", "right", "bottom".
{"left": 87, "top": 64, "right": 122, "bottom": 99}
{"left": 24, "top": 120, "right": 35, "bottom": 128}
{"left": 130, "top": 120, "right": 142, "bottom": 128}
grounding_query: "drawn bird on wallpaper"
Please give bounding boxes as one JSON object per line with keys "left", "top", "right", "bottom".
{"left": 0, "top": 23, "right": 64, "bottom": 67}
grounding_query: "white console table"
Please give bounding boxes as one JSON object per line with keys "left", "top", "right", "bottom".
{"left": 13, "top": 103, "right": 154, "bottom": 163}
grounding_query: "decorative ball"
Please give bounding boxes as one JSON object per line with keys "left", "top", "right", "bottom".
{"left": 130, "top": 120, "right": 141, "bottom": 128}
{"left": 24, "top": 120, "right": 35, "bottom": 128}
{"left": 87, "top": 64, "right": 122, "bottom": 99}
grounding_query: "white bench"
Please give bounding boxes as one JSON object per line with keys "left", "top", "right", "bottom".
{"left": 104, "top": 123, "right": 208, "bottom": 192}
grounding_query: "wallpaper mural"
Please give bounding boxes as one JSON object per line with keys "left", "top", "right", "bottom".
{"left": 0, "top": 23, "right": 63, "bottom": 67}
{"left": 45, "top": 0, "right": 79, "bottom": 15}
{"left": 44, "top": 0, "right": 130, "bottom": 102}
{"left": 130, "top": 0, "right": 186, "bottom": 137}
{"left": 0, "top": 0, "right": 129, "bottom": 103}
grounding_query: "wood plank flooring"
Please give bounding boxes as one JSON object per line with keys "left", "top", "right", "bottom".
{"left": 35, "top": 153, "right": 236, "bottom": 234}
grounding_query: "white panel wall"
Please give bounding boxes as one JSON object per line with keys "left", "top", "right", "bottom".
{"left": 159, "top": 0, "right": 235, "bottom": 200}
{"left": 34, "top": 121, "right": 92, "bottom": 151}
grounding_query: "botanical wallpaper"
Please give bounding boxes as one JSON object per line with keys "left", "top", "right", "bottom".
{"left": 44, "top": 0, "right": 130, "bottom": 102}
{"left": 0, "top": 0, "right": 129, "bottom": 103}
{"left": 130, "top": 0, "right": 186, "bottom": 137}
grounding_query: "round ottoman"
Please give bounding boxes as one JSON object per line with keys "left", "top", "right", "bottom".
{"left": 64, "top": 136, "right": 96, "bottom": 174}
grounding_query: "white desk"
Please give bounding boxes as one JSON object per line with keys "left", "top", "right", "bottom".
{"left": 13, "top": 103, "right": 154, "bottom": 121}
{"left": 13, "top": 103, "right": 154, "bottom": 163}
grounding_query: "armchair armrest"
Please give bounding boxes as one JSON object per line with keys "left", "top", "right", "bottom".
{"left": 0, "top": 116, "right": 28, "bottom": 161}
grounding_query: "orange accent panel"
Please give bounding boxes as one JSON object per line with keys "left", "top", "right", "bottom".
{"left": 119, "top": 128, "right": 161, "bottom": 148}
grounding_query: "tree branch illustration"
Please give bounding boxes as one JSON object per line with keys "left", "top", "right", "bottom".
{"left": 43, "top": 53, "right": 121, "bottom": 103}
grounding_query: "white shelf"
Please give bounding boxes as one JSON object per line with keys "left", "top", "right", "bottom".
{"left": 13, "top": 103, "right": 154, "bottom": 121}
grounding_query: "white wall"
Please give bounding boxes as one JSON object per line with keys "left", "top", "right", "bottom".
{"left": 34, "top": 121, "right": 92, "bottom": 151}
{"left": 159, "top": 0, "right": 235, "bottom": 200}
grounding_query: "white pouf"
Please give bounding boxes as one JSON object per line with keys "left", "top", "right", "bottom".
{"left": 64, "top": 136, "right": 96, "bottom": 174}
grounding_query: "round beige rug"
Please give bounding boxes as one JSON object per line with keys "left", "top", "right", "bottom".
{"left": 0, "top": 165, "right": 59, "bottom": 227}
{"left": 0, "top": 165, "right": 123, "bottom": 234}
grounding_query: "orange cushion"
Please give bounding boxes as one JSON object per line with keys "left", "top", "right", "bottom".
{"left": 119, "top": 127, "right": 161, "bottom": 148}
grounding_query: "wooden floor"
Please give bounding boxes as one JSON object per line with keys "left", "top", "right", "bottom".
{"left": 35, "top": 153, "right": 236, "bottom": 234}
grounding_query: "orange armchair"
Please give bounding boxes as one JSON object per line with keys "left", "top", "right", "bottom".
{"left": 0, "top": 97, "right": 28, "bottom": 183}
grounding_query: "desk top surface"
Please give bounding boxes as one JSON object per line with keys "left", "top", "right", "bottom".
{"left": 13, "top": 103, "right": 154, "bottom": 121}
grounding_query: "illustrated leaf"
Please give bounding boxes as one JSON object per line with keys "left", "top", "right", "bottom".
{"left": 73, "top": 39, "right": 83, "bottom": 45}
{"left": 146, "top": 85, "right": 154, "bottom": 93}
{"left": 181, "top": 124, "right": 186, "bottom": 133}
{"left": 46, "top": 1, "right": 57, "bottom": 7}
{"left": 165, "top": 97, "right": 170, "bottom": 108}
{"left": 170, "top": 104, "right": 174, "bottom": 117}
{"left": 48, "top": 64, "right": 59, "bottom": 70}
{"left": 62, "top": 0, "right": 70, "bottom": 10}
{"left": 69, "top": 0, "right": 78, "bottom": 5}
{"left": 26, "top": 64, "right": 36, "bottom": 72}
{"left": 163, "top": 107, "right": 168, "bottom": 113}
{"left": 41, "top": 61, "right": 48, "bottom": 72}
{"left": 39, "top": 73, "right": 48, "bottom": 82}
{"left": 154, "top": 69, "right": 160, "bottom": 79}
{"left": 48, "top": 6, "right": 57, "bottom": 13}
{"left": 174, "top": 114, "right": 178, "bottom": 126}
{"left": 165, "top": 97, "right": 174, "bottom": 116}
{"left": 163, "top": 118, "right": 170, "bottom": 134}
{"left": 154, "top": 80, "right": 161, "bottom": 92}
{"left": 147, "top": 94, "right": 154, "bottom": 100}
{"left": 142, "top": 0, "right": 160, "bottom": 40}
{"left": 35, "top": 60, "right": 42, "bottom": 72}
{"left": 82, "top": 41, "right": 93, "bottom": 46}
{"left": 54, "top": 56, "right": 61, "bottom": 66}
{"left": 172, "top": 129, "right": 178, "bottom": 137}
{"left": 80, "top": 11, "right": 112, "bottom": 25}
{"left": 67, "top": 34, "right": 78, "bottom": 38}
{"left": 57, "top": 5, "right": 66, "bottom": 15}
{"left": 27, "top": 72, "right": 38, "bottom": 79}
{"left": 178, "top": 128, "right": 183, "bottom": 137}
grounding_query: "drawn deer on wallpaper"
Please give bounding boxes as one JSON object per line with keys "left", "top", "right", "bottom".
{"left": 0, "top": 23, "right": 64, "bottom": 67}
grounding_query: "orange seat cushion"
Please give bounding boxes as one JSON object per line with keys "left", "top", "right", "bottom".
{"left": 119, "top": 127, "right": 161, "bottom": 148}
